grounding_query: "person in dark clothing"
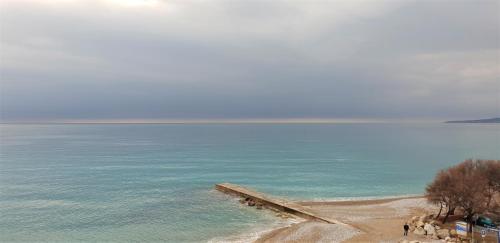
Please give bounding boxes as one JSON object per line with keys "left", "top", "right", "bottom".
{"left": 403, "top": 223, "right": 409, "bottom": 236}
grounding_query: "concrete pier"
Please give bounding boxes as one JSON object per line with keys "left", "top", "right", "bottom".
{"left": 215, "top": 183, "right": 347, "bottom": 225}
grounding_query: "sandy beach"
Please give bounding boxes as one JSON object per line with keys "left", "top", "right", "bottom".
{"left": 255, "top": 196, "right": 440, "bottom": 243}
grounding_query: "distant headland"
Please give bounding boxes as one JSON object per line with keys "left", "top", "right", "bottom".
{"left": 445, "top": 117, "right": 500, "bottom": 123}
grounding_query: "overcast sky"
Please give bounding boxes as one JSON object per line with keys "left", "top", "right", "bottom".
{"left": 0, "top": 0, "right": 499, "bottom": 122}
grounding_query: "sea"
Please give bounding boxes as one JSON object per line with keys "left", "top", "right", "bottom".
{"left": 0, "top": 123, "right": 498, "bottom": 242}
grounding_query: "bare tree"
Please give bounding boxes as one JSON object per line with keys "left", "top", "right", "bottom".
{"left": 426, "top": 169, "right": 458, "bottom": 223}
{"left": 452, "top": 160, "right": 490, "bottom": 231}
{"left": 478, "top": 160, "right": 500, "bottom": 207}
{"left": 425, "top": 159, "right": 500, "bottom": 226}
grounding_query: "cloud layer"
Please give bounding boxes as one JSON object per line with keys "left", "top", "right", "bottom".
{"left": 1, "top": 0, "right": 499, "bottom": 121}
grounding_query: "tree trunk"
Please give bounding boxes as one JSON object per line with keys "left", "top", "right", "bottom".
{"left": 465, "top": 212, "right": 475, "bottom": 233}
{"left": 435, "top": 202, "right": 443, "bottom": 219}
{"left": 486, "top": 188, "right": 493, "bottom": 208}
{"left": 442, "top": 207, "right": 453, "bottom": 224}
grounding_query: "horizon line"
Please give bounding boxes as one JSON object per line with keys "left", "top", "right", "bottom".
{"left": 0, "top": 118, "right": 457, "bottom": 125}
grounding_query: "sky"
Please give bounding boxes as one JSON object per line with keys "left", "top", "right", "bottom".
{"left": 0, "top": 0, "right": 499, "bottom": 122}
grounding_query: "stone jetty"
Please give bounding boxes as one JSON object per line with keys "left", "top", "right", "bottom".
{"left": 215, "top": 183, "right": 347, "bottom": 225}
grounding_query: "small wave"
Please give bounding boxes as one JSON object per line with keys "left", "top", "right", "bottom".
{"left": 89, "top": 165, "right": 197, "bottom": 170}
{"left": 2, "top": 199, "right": 81, "bottom": 209}
{"left": 207, "top": 217, "right": 304, "bottom": 243}
{"left": 306, "top": 194, "right": 422, "bottom": 202}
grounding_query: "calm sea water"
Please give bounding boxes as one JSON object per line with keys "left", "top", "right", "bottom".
{"left": 1, "top": 123, "right": 499, "bottom": 242}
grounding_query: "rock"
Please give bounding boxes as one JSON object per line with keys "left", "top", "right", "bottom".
{"left": 268, "top": 207, "right": 280, "bottom": 212}
{"left": 399, "top": 240, "right": 409, "bottom": 243}
{"left": 435, "top": 225, "right": 441, "bottom": 230}
{"left": 424, "top": 223, "right": 436, "bottom": 236}
{"left": 419, "top": 214, "right": 428, "bottom": 222}
{"left": 409, "top": 241, "right": 421, "bottom": 243}
{"left": 247, "top": 200, "right": 255, "bottom": 206}
{"left": 416, "top": 220, "right": 425, "bottom": 228}
{"left": 445, "top": 236, "right": 451, "bottom": 241}
{"left": 411, "top": 216, "right": 419, "bottom": 223}
{"left": 255, "top": 203, "right": 263, "bottom": 209}
{"left": 414, "top": 227, "right": 426, "bottom": 235}
{"left": 239, "top": 198, "right": 246, "bottom": 204}
{"left": 449, "top": 229, "right": 457, "bottom": 237}
{"left": 436, "top": 229, "right": 450, "bottom": 239}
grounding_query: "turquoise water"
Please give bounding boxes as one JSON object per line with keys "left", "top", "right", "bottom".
{"left": 0, "top": 123, "right": 499, "bottom": 242}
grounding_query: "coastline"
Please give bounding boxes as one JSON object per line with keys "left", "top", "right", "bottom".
{"left": 214, "top": 195, "right": 437, "bottom": 243}
{"left": 296, "top": 195, "right": 424, "bottom": 206}
{"left": 208, "top": 216, "right": 305, "bottom": 243}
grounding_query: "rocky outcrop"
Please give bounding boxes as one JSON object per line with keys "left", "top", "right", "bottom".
{"left": 423, "top": 223, "right": 436, "bottom": 236}
{"left": 256, "top": 203, "right": 263, "bottom": 209}
{"left": 416, "top": 220, "right": 425, "bottom": 228}
{"left": 413, "top": 227, "right": 426, "bottom": 235}
{"left": 436, "top": 229, "right": 450, "bottom": 239}
{"left": 406, "top": 213, "right": 460, "bottom": 242}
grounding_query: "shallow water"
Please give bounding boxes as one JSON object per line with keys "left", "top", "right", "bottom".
{"left": 0, "top": 123, "right": 498, "bottom": 242}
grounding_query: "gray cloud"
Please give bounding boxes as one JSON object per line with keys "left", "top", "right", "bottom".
{"left": 1, "top": 0, "right": 499, "bottom": 122}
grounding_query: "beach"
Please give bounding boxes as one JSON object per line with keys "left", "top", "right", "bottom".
{"left": 254, "top": 197, "right": 439, "bottom": 242}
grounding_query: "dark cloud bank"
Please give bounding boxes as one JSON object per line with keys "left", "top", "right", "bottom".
{"left": 1, "top": 0, "right": 499, "bottom": 122}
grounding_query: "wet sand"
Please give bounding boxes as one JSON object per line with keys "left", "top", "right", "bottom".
{"left": 255, "top": 197, "right": 440, "bottom": 243}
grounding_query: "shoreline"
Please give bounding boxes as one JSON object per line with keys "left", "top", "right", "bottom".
{"left": 208, "top": 216, "right": 305, "bottom": 243}
{"left": 297, "top": 195, "right": 424, "bottom": 206}
{"left": 215, "top": 194, "right": 435, "bottom": 243}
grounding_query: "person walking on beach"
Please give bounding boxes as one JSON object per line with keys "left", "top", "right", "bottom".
{"left": 403, "top": 223, "right": 409, "bottom": 236}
